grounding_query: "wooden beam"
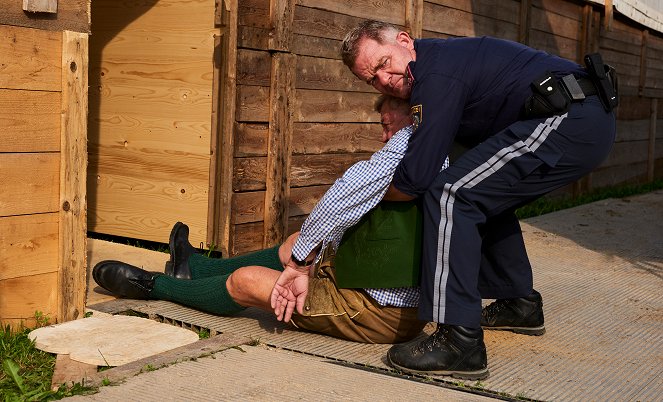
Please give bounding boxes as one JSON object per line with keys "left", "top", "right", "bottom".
{"left": 648, "top": 98, "right": 657, "bottom": 182}
{"left": 213, "top": 0, "right": 238, "bottom": 256}
{"left": 591, "top": 7, "right": 601, "bottom": 53}
{"left": 58, "top": 31, "right": 88, "bottom": 323}
{"left": 208, "top": 34, "right": 223, "bottom": 250}
{"left": 264, "top": 52, "right": 295, "bottom": 247}
{"left": 518, "top": 0, "right": 532, "bottom": 45}
{"left": 405, "top": 0, "right": 423, "bottom": 38}
{"left": 580, "top": 4, "right": 592, "bottom": 63}
{"left": 23, "top": 0, "right": 58, "bottom": 14}
{"left": 604, "top": 0, "right": 613, "bottom": 31}
{"left": 269, "top": 0, "right": 295, "bottom": 52}
{"left": 639, "top": 30, "right": 649, "bottom": 96}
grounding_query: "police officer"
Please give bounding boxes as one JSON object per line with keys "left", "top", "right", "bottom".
{"left": 333, "top": 20, "right": 617, "bottom": 379}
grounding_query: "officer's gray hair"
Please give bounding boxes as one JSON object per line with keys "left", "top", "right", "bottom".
{"left": 341, "top": 20, "right": 400, "bottom": 68}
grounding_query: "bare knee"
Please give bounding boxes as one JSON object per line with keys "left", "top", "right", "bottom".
{"left": 226, "top": 266, "right": 278, "bottom": 310}
{"left": 226, "top": 268, "right": 252, "bottom": 302}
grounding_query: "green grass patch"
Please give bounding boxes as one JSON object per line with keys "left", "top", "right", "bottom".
{"left": 516, "top": 179, "right": 663, "bottom": 219}
{"left": 1, "top": 314, "right": 95, "bottom": 400}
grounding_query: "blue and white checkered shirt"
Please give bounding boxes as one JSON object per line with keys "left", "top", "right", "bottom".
{"left": 292, "top": 125, "right": 449, "bottom": 307}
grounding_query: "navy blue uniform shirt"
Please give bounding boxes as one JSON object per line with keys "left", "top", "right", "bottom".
{"left": 392, "top": 36, "right": 586, "bottom": 196}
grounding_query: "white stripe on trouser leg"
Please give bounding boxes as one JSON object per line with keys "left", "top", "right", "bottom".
{"left": 432, "top": 114, "right": 567, "bottom": 322}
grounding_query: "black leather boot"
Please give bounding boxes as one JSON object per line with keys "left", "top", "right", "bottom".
{"left": 387, "top": 324, "right": 489, "bottom": 380}
{"left": 164, "top": 221, "right": 199, "bottom": 279}
{"left": 92, "top": 260, "right": 161, "bottom": 299}
{"left": 480, "top": 289, "right": 546, "bottom": 335}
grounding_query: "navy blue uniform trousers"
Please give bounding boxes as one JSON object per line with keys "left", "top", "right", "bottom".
{"left": 419, "top": 96, "right": 616, "bottom": 327}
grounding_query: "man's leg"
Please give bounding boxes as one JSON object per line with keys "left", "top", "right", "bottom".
{"left": 477, "top": 212, "right": 545, "bottom": 335}
{"left": 389, "top": 96, "right": 615, "bottom": 377}
{"left": 478, "top": 211, "right": 533, "bottom": 299}
{"left": 167, "top": 221, "right": 284, "bottom": 279}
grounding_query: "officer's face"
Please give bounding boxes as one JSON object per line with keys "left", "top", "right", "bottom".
{"left": 351, "top": 32, "right": 415, "bottom": 99}
{"left": 379, "top": 103, "right": 412, "bottom": 143}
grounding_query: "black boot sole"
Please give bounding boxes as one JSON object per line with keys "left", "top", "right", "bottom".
{"left": 388, "top": 356, "right": 490, "bottom": 380}
{"left": 482, "top": 324, "right": 546, "bottom": 336}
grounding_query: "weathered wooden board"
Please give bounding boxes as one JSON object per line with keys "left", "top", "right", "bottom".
{"left": 237, "top": 87, "right": 381, "bottom": 123}
{"left": 295, "top": 89, "right": 381, "bottom": 123}
{"left": 0, "top": 0, "right": 89, "bottom": 33}
{"left": 591, "top": 162, "right": 649, "bottom": 189}
{"left": 426, "top": 0, "right": 520, "bottom": 25}
{"left": 0, "top": 153, "right": 60, "bottom": 217}
{"left": 0, "top": 272, "right": 58, "bottom": 323}
{"left": 423, "top": 1, "right": 518, "bottom": 39}
{"left": 0, "top": 213, "right": 59, "bottom": 281}
{"left": 0, "top": 24, "right": 61, "bottom": 91}
{"left": 297, "top": 0, "right": 406, "bottom": 25}
{"left": 232, "top": 185, "right": 330, "bottom": 225}
{"left": 233, "top": 153, "right": 371, "bottom": 191}
{"left": 0, "top": 89, "right": 60, "bottom": 152}
{"left": 601, "top": 140, "right": 651, "bottom": 168}
{"left": 236, "top": 122, "right": 382, "bottom": 157}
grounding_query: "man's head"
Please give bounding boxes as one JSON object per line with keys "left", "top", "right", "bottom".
{"left": 375, "top": 95, "right": 411, "bottom": 142}
{"left": 341, "top": 20, "right": 416, "bottom": 99}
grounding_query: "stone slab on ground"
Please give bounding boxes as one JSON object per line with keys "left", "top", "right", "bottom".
{"left": 29, "top": 314, "right": 199, "bottom": 366}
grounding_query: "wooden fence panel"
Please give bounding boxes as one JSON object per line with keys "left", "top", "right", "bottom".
{"left": 0, "top": 153, "right": 60, "bottom": 216}
{"left": 0, "top": 214, "right": 59, "bottom": 281}
{"left": 0, "top": 25, "right": 61, "bottom": 91}
{"left": 0, "top": 0, "right": 89, "bottom": 32}
{"left": 0, "top": 90, "right": 60, "bottom": 152}
{"left": 88, "top": 0, "right": 216, "bottom": 245}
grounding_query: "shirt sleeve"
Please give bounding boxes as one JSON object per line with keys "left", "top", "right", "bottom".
{"left": 291, "top": 126, "right": 413, "bottom": 261}
{"left": 392, "top": 73, "right": 469, "bottom": 196}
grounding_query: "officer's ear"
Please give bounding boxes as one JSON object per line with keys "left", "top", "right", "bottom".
{"left": 395, "top": 31, "right": 414, "bottom": 50}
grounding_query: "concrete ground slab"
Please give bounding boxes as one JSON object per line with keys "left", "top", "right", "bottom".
{"left": 66, "top": 344, "right": 496, "bottom": 402}
{"left": 80, "top": 191, "right": 663, "bottom": 401}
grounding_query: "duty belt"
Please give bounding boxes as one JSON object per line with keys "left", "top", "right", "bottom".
{"left": 559, "top": 74, "right": 598, "bottom": 102}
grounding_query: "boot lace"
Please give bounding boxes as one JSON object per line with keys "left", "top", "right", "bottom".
{"left": 415, "top": 325, "right": 449, "bottom": 354}
{"left": 482, "top": 299, "right": 510, "bottom": 320}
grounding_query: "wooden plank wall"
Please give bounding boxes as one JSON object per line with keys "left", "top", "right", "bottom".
{"left": 88, "top": 0, "right": 218, "bottom": 246}
{"left": 0, "top": 0, "right": 89, "bottom": 33}
{"left": 227, "top": 0, "right": 662, "bottom": 255}
{"left": 0, "top": 24, "right": 62, "bottom": 328}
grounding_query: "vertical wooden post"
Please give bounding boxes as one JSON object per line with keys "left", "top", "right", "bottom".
{"left": 648, "top": 98, "right": 657, "bottom": 182}
{"left": 269, "top": 0, "right": 295, "bottom": 51}
{"left": 580, "top": 5, "right": 592, "bottom": 63}
{"left": 59, "top": 31, "right": 88, "bottom": 323}
{"left": 264, "top": 0, "right": 296, "bottom": 247}
{"left": 604, "top": 0, "right": 613, "bottom": 31}
{"left": 264, "top": 53, "right": 295, "bottom": 247}
{"left": 212, "top": 0, "right": 238, "bottom": 256}
{"left": 405, "top": 0, "right": 423, "bottom": 38}
{"left": 639, "top": 30, "right": 649, "bottom": 96}
{"left": 519, "top": 0, "right": 532, "bottom": 45}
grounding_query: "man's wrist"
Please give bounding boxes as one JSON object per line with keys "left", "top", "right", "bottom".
{"left": 290, "top": 252, "right": 315, "bottom": 267}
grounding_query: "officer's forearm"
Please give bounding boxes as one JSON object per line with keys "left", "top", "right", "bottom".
{"left": 383, "top": 183, "right": 415, "bottom": 201}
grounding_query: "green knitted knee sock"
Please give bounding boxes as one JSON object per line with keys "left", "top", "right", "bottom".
{"left": 188, "top": 246, "right": 283, "bottom": 279}
{"left": 150, "top": 274, "right": 245, "bottom": 316}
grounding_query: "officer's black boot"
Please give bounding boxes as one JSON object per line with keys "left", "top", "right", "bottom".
{"left": 480, "top": 289, "right": 545, "bottom": 335}
{"left": 387, "top": 324, "right": 489, "bottom": 380}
